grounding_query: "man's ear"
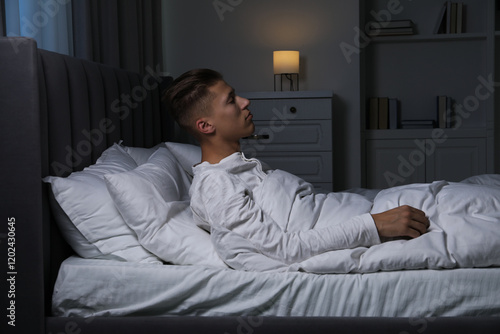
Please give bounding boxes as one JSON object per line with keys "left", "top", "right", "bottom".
{"left": 195, "top": 118, "right": 215, "bottom": 135}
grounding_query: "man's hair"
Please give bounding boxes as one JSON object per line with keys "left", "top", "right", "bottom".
{"left": 163, "top": 69, "right": 223, "bottom": 136}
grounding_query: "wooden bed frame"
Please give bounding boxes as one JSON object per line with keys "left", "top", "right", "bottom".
{"left": 1, "top": 36, "right": 499, "bottom": 334}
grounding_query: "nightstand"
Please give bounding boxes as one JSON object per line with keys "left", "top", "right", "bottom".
{"left": 239, "top": 91, "right": 334, "bottom": 192}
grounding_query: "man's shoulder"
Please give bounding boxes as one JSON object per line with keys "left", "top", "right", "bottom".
{"left": 191, "top": 167, "right": 233, "bottom": 191}
{"left": 193, "top": 168, "right": 230, "bottom": 181}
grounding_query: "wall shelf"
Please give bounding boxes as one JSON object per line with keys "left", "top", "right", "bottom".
{"left": 369, "top": 32, "right": 487, "bottom": 44}
{"left": 364, "top": 128, "right": 487, "bottom": 140}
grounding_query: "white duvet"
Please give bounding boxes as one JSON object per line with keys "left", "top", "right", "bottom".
{"left": 191, "top": 153, "right": 500, "bottom": 274}
{"left": 300, "top": 180, "right": 500, "bottom": 273}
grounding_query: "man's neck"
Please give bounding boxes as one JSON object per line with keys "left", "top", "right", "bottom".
{"left": 199, "top": 139, "right": 241, "bottom": 164}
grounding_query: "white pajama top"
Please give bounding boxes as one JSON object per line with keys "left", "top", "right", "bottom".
{"left": 190, "top": 152, "right": 380, "bottom": 271}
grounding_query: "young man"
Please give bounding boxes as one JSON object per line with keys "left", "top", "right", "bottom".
{"left": 164, "top": 69, "right": 429, "bottom": 271}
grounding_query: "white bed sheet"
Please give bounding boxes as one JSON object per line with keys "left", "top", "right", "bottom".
{"left": 53, "top": 256, "right": 500, "bottom": 318}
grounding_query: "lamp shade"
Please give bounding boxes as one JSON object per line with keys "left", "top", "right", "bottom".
{"left": 273, "top": 50, "right": 299, "bottom": 74}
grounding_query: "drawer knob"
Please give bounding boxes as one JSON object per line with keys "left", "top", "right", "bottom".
{"left": 290, "top": 106, "right": 297, "bottom": 113}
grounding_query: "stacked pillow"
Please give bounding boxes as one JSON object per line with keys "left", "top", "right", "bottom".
{"left": 43, "top": 142, "right": 226, "bottom": 268}
{"left": 460, "top": 174, "right": 500, "bottom": 187}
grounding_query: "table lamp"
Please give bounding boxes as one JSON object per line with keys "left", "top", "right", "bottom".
{"left": 273, "top": 50, "right": 299, "bottom": 91}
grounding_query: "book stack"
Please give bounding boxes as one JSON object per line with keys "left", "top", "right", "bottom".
{"left": 366, "top": 19, "right": 414, "bottom": 37}
{"left": 400, "top": 120, "right": 436, "bottom": 129}
{"left": 434, "top": 2, "right": 464, "bottom": 34}
{"left": 437, "top": 95, "right": 454, "bottom": 128}
{"left": 367, "top": 97, "right": 399, "bottom": 129}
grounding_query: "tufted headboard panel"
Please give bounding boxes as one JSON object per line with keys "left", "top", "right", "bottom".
{"left": 0, "top": 37, "right": 173, "bottom": 333}
{"left": 37, "top": 46, "right": 172, "bottom": 177}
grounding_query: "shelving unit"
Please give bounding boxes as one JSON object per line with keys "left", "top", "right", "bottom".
{"left": 360, "top": 0, "right": 497, "bottom": 189}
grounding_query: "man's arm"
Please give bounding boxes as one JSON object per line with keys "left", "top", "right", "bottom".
{"left": 192, "top": 171, "right": 381, "bottom": 265}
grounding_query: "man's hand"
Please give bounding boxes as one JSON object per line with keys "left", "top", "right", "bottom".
{"left": 371, "top": 205, "right": 430, "bottom": 239}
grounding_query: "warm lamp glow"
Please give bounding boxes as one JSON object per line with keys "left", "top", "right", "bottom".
{"left": 273, "top": 50, "right": 300, "bottom": 74}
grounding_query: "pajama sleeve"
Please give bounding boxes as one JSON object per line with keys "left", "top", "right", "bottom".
{"left": 190, "top": 170, "right": 380, "bottom": 268}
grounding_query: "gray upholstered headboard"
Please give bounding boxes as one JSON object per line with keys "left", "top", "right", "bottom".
{"left": 0, "top": 37, "right": 172, "bottom": 333}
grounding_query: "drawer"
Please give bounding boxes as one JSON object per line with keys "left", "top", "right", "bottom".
{"left": 244, "top": 151, "right": 333, "bottom": 183}
{"left": 241, "top": 120, "right": 332, "bottom": 152}
{"left": 248, "top": 98, "right": 332, "bottom": 120}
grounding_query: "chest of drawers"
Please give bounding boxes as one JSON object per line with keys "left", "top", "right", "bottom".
{"left": 240, "top": 91, "right": 334, "bottom": 192}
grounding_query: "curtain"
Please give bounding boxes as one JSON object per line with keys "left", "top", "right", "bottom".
{"left": 72, "top": 0, "right": 164, "bottom": 74}
{"left": 3, "top": 0, "right": 73, "bottom": 55}
{"left": 1, "top": 0, "right": 164, "bottom": 74}
{"left": 1, "top": 0, "right": 5, "bottom": 36}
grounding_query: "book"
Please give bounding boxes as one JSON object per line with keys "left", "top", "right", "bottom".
{"left": 378, "top": 97, "right": 389, "bottom": 129}
{"left": 436, "top": 95, "right": 455, "bottom": 128}
{"left": 446, "top": 96, "right": 453, "bottom": 128}
{"left": 434, "top": 1, "right": 464, "bottom": 34}
{"left": 368, "top": 97, "right": 379, "bottom": 129}
{"left": 450, "top": 2, "right": 457, "bottom": 33}
{"left": 367, "top": 19, "right": 414, "bottom": 30}
{"left": 389, "top": 98, "right": 399, "bottom": 129}
{"left": 456, "top": 2, "right": 463, "bottom": 33}
{"left": 433, "top": 4, "right": 447, "bottom": 34}
{"left": 446, "top": 1, "right": 452, "bottom": 33}
{"left": 366, "top": 19, "right": 414, "bottom": 36}
{"left": 400, "top": 120, "right": 435, "bottom": 129}
{"left": 437, "top": 95, "right": 447, "bottom": 128}
{"left": 367, "top": 27, "right": 414, "bottom": 36}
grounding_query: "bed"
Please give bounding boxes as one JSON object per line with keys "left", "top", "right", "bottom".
{"left": 1, "top": 36, "right": 500, "bottom": 334}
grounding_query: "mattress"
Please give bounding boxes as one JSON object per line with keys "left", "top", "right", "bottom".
{"left": 53, "top": 256, "right": 500, "bottom": 318}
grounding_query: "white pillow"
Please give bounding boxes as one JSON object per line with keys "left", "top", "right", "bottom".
{"left": 104, "top": 147, "right": 227, "bottom": 267}
{"left": 43, "top": 144, "right": 161, "bottom": 264}
{"left": 122, "top": 143, "right": 166, "bottom": 165}
{"left": 460, "top": 174, "right": 500, "bottom": 187}
{"left": 165, "top": 142, "right": 201, "bottom": 176}
{"left": 46, "top": 188, "right": 102, "bottom": 258}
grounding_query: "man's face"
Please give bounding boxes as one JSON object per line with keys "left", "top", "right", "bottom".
{"left": 208, "top": 80, "right": 255, "bottom": 141}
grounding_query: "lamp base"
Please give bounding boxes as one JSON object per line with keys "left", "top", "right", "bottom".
{"left": 274, "top": 73, "right": 299, "bottom": 91}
